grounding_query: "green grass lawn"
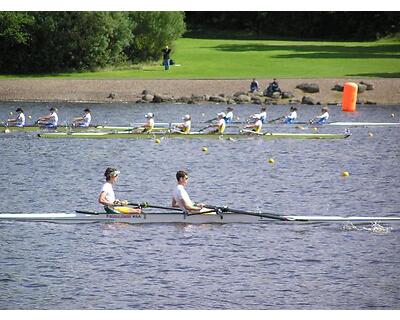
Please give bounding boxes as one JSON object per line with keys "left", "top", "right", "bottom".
{"left": 1, "top": 37, "right": 399, "bottom": 79}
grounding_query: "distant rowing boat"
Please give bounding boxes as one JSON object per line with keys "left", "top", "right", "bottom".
{"left": 2, "top": 121, "right": 398, "bottom": 133}
{"left": 0, "top": 211, "right": 399, "bottom": 224}
{"left": 0, "top": 125, "right": 168, "bottom": 133}
{"left": 37, "top": 131, "right": 351, "bottom": 140}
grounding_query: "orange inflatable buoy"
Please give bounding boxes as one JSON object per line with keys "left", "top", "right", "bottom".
{"left": 342, "top": 82, "right": 358, "bottom": 112}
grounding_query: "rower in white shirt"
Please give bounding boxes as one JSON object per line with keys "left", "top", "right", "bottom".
{"left": 224, "top": 106, "right": 234, "bottom": 124}
{"left": 140, "top": 112, "right": 155, "bottom": 132}
{"left": 283, "top": 107, "right": 298, "bottom": 124}
{"left": 174, "top": 114, "right": 192, "bottom": 133}
{"left": 310, "top": 107, "right": 329, "bottom": 125}
{"left": 258, "top": 107, "right": 267, "bottom": 123}
{"left": 7, "top": 108, "right": 26, "bottom": 127}
{"left": 72, "top": 108, "right": 91, "bottom": 127}
{"left": 172, "top": 170, "right": 206, "bottom": 214}
{"left": 248, "top": 106, "right": 267, "bottom": 124}
{"left": 37, "top": 107, "right": 59, "bottom": 128}
{"left": 206, "top": 112, "right": 226, "bottom": 134}
{"left": 244, "top": 114, "right": 263, "bottom": 133}
{"left": 98, "top": 167, "right": 141, "bottom": 215}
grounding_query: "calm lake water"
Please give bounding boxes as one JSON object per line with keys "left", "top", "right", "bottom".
{"left": 0, "top": 102, "right": 399, "bottom": 309}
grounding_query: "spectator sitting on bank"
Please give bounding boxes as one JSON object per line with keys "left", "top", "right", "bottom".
{"left": 249, "top": 78, "right": 260, "bottom": 93}
{"left": 162, "top": 45, "right": 172, "bottom": 71}
{"left": 263, "top": 78, "right": 282, "bottom": 97}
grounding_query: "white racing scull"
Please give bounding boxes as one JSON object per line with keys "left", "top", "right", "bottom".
{"left": 1, "top": 211, "right": 400, "bottom": 225}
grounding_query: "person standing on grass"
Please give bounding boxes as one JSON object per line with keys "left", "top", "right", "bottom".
{"left": 162, "top": 45, "right": 172, "bottom": 70}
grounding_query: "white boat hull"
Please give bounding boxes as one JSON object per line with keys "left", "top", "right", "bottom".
{"left": 1, "top": 212, "right": 400, "bottom": 224}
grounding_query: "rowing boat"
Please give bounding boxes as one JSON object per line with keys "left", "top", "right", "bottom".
{"left": 37, "top": 131, "right": 351, "bottom": 139}
{"left": 0, "top": 125, "right": 168, "bottom": 133}
{"left": 1, "top": 211, "right": 399, "bottom": 224}
{"left": 3, "top": 121, "right": 398, "bottom": 133}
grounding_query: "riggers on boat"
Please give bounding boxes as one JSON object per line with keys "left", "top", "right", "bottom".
{"left": 37, "top": 131, "right": 351, "bottom": 140}
{"left": 0, "top": 211, "right": 400, "bottom": 224}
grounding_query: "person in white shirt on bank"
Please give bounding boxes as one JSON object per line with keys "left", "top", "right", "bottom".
{"left": 98, "top": 167, "right": 141, "bottom": 214}
{"left": 172, "top": 170, "right": 206, "bottom": 214}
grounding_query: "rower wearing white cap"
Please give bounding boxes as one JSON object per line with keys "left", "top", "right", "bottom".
{"left": 7, "top": 108, "right": 26, "bottom": 127}
{"left": 209, "top": 112, "right": 226, "bottom": 134}
{"left": 244, "top": 113, "right": 263, "bottom": 133}
{"left": 141, "top": 112, "right": 155, "bottom": 132}
{"left": 175, "top": 114, "right": 192, "bottom": 134}
{"left": 98, "top": 167, "right": 141, "bottom": 215}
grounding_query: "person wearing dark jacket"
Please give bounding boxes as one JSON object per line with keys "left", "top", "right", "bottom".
{"left": 162, "top": 45, "right": 172, "bottom": 70}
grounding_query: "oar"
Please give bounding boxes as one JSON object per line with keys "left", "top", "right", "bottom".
{"left": 204, "top": 205, "right": 289, "bottom": 221}
{"left": 127, "top": 202, "right": 183, "bottom": 211}
{"left": 198, "top": 124, "right": 211, "bottom": 132}
{"left": 205, "top": 117, "right": 217, "bottom": 123}
{"left": 268, "top": 116, "right": 284, "bottom": 123}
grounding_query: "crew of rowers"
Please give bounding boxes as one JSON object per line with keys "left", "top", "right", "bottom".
{"left": 5, "top": 107, "right": 92, "bottom": 128}
{"left": 4, "top": 105, "right": 330, "bottom": 132}
{"left": 98, "top": 167, "right": 209, "bottom": 215}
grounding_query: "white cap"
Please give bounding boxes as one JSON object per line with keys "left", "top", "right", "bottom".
{"left": 252, "top": 113, "right": 261, "bottom": 119}
{"left": 145, "top": 112, "right": 154, "bottom": 118}
{"left": 217, "top": 112, "right": 226, "bottom": 118}
{"left": 182, "top": 114, "right": 191, "bottom": 120}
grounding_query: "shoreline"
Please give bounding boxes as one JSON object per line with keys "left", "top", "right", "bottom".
{"left": 0, "top": 78, "right": 399, "bottom": 105}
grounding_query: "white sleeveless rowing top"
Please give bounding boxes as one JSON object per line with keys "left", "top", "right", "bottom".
{"left": 172, "top": 184, "right": 193, "bottom": 211}
{"left": 183, "top": 120, "right": 191, "bottom": 133}
{"left": 217, "top": 118, "right": 226, "bottom": 133}
{"left": 101, "top": 182, "right": 115, "bottom": 203}
{"left": 17, "top": 113, "right": 26, "bottom": 126}
{"left": 254, "top": 119, "right": 263, "bottom": 133}
{"left": 49, "top": 112, "right": 58, "bottom": 126}
{"left": 82, "top": 113, "right": 91, "bottom": 126}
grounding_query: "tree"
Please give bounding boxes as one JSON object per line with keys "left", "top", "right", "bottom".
{"left": 126, "top": 12, "right": 186, "bottom": 62}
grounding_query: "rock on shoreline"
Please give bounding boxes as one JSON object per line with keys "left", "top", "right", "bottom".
{"left": 0, "top": 78, "right": 399, "bottom": 105}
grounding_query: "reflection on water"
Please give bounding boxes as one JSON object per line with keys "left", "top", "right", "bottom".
{"left": 0, "top": 102, "right": 399, "bottom": 309}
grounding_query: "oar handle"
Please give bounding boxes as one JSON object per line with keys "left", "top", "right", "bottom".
{"left": 127, "top": 202, "right": 182, "bottom": 211}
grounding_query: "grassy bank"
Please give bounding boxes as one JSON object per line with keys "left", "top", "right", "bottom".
{"left": 1, "top": 38, "right": 399, "bottom": 79}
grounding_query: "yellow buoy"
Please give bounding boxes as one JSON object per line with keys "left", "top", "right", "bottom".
{"left": 9, "top": 112, "right": 13, "bottom": 115}
{"left": 202, "top": 147, "right": 208, "bottom": 153}
{"left": 390, "top": 113, "right": 395, "bottom": 118}
{"left": 155, "top": 139, "right": 161, "bottom": 144}
{"left": 4, "top": 128, "right": 10, "bottom": 134}
{"left": 28, "top": 115, "right": 32, "bottom": 119}
{"left": 342, "top": 171, "right": 350, "bottom": 177}
{"left": 268, "top": 158, "right": 275, "bottom": 164}
{"left": 312, "top": 127, "right": 318, "bottom": 132}
{"left": 368, "top": 132, "right": 373, "bottom": 137}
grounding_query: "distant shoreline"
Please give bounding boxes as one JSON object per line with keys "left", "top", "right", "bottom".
{"left": 0, "top": 78, "right": 399, "bottom": 105}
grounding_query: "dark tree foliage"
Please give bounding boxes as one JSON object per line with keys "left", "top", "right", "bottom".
{"left": 0, "top": 11, "right": 186, "bottom": 73}
{"left": 125, "top": 12, "right": 186, "bottom": 62}
{"left": 185, "top": 12, "right": 400, "bottom": 40}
